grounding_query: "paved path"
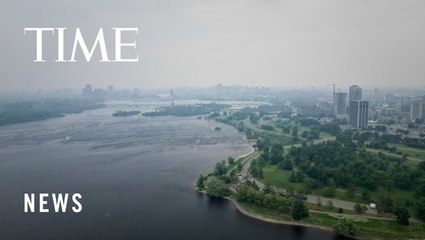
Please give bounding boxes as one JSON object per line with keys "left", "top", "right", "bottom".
{"left": 240, "top": 136, "right": 377, "bottom": 214}
{"left": 240, "top": 151, "right": 261, "bottom": 179}
{"left": 366, "top": 148, "right": 424, "bottom": 162}
{"left": 244, "top": 175, "right": 377, "bottom": 214}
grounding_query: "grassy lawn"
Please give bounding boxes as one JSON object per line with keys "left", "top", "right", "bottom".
{"left": 238, "top": 201, "right": 425, "bottom": 239}
{"left": 294, "top": 124, "right": 310, "bottom": 134}
{"left": 312, "top": 188, "right": 364, "bottom": 203}
{"left": 262, "top": 165, "right": 304, "bottom": 191}
{"left": 319, "top": 131, "right": 331, "bottom": 138}
{"left": 355, "top": 218, "right": 425, "bottom": 239}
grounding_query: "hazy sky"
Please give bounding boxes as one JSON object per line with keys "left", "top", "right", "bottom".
{"left": 1, "top": 0, "right": 425, "bottom": 91}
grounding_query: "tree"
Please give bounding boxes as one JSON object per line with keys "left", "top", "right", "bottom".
{"left": 292, "top": 199, "right": 309, "bottom": 220}
{"left": 206, "top": 178, "right": 231, "bottom": 198}
{"left": 228, "top": 157, "right": 235, "bottom": 165}
{"left": 292, "top": 126, "right": 298, "bottom": 136}
{"left": 213, "top": 160, "right": 227, "bottom": 176}
{"left": 289, "top": 171, "right": 305, "bottom": 183}
{"left": 249, "top": 160, "right": 263, "bottom": 179}
{"left": 237, "top": 162, "right": 243, "bottom": 171}
{"left": 394, "top": 206, "right": 410, "bottom": 225}
{"left": 377, "top": 191, "right": 393, "bottom": 213}
{"left": 416, "top": 198, "right": 425, "bottom": 221}
{"left": 196, "top": 175, "right": 207, "bottom": 190}
{"left": 279, "top": 159, "right": 293, "bottom": 170}
{"left": 334, "top": 218, "right": 357, "bottom": 236}
{"left": 354, "top": 202, "right": 367, "bottom": 214}
{"left": 263, "top": 184, "right": 275, "bottom": 194}
{"left": 270, "top": 154, "right": 284, "bottom": 165}
{"left": 324, "top": 178, "right": 336, "bottom": 197}
{"left": 270, "top": 144, "right": 284, "bottom": 164}
{"left": 416, "top": 178, "right": 425, "bottom": 197}
{"left": 418, "top": 161, "right": 425, "bottom": 171}
{"left": 362, "top": 189, "right": 371, "bottom": 201}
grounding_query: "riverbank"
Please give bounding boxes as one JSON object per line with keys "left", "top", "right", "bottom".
{"left": 196, "top": 184, "right": 425, "bottom": 239}
{"left": 227, "top": 197, "right": 334, "bottom": 232}
{"left": 195, "top": 153, "right": 425, "bottom": 239}
{"left": 195, "top": 187, "right": 334, "bottom": 232}
{"left": 194, "top": 147, "right": 338, "bottom": 234}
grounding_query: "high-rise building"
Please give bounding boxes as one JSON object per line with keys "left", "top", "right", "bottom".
{"left": 349, "top": 85, "right": 362, "bottom": 101}
{"left": 334, "top": 92, "right": 347, "bottom": 115}
{"left": 410, "top": 96, "right": 425, "bottom": 121}
{"left": 349, "top": 85, "right": 362, "bottom": 115}
{"left": 82, "top": 84, "right": 93, "bottom": 98}
{"left": 350, "top": 100, "right": 369, "bottom": 129}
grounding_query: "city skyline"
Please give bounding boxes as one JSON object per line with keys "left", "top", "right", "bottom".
{"left": 1, "top": 0, "right": 425, "bottom": 90}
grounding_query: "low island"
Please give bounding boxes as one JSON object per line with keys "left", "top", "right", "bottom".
{"left": 112, "top": 110, "right": 141, "bottom": 117}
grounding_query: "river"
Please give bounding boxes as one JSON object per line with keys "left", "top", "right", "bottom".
{"left": 0, "top": 103, "right": 339, "bottom": 240}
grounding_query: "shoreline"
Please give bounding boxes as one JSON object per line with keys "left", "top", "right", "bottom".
{"left": 235, "top": 146, "right": 256, "bottom": 160}
{"left": 195, "top": 146, "right": 335, "bottom": 232}
{"left": 226, "top": 197, "right": 334, "bottom": 232}
{"left": 195, "top": 188, "right": 334, "bottom": 233}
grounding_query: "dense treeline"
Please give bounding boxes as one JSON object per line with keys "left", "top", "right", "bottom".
{"left": 0, "top": 99, "right": 103, "bottom": 126}
{"left": 288, "top": 140, "right": 425, "bottom": 193}
{"left": 142, "top": 103, "right": 229, "bottom": 117}
{"left": 236, "top": 183, "right": 291, "bottom": 212}
{"left": 285, "top": 139, "right": 425, "bottom": 220}
{"left": 236, "top": 182, "right": 309, "bottom": 219}
{"left": 364, "top": 132, "right": 425, "bottom": 149}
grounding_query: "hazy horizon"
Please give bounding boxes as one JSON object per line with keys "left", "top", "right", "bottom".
{"left": 1, "top": 0, "right": 425, "bottom": 91}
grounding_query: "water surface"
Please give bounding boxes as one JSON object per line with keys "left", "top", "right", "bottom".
{"left": 0, "top": 105, "right": 339, "bottom": 240}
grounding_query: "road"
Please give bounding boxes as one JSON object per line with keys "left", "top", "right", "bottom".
{"left": 366, "top": 148, "right": 424, "bottom": 162}
{"left": 240, "top": 136, "right": 378, "bottom": 214}
{"left": 240, "top": 151, "right": 261, "bottom": 179}
{"left": 244, "top": 174, "right": 377, "bottom": 214}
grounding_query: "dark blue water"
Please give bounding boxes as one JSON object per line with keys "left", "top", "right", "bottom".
{"left": 0, "top": 107, "right": 338, "bottom": 240}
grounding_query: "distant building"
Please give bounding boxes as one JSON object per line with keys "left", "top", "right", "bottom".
{"left": 92, "top": 88, "right": 107, "bottom": 100}
{"left": 334, "top": 92, "right": 347, "bottom": 115}
{"left": 82, "top": 84, "right": 93, "bottom": 98}
{"left": 349, "top": 85, "right": 362, "bottom": 101}
{"left": 107, "top": 85, "right": 115, "bottom": 98}
{"left": 410, "top": 96, "right": 425, "bottom": 121}
{"left": 349, "top": 85, "right": 362, "bottom": 115}
{"left": 350, "top": 100, "right": 369, "bottom": 129}
{"left": 385, "top": 93, "right": 395, "bottom": 105}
